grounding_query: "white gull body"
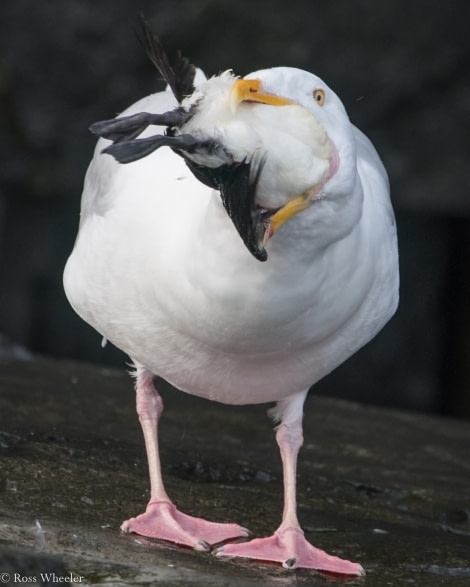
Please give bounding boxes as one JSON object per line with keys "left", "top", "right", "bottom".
{"left": 63, "top": 66, "right": 398, "bottom": 574}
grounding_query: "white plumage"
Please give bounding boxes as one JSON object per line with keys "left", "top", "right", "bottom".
{"left": 64, "top": 56, "right": 398, "bottom": 575}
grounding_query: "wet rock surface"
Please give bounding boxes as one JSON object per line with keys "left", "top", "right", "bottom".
{"left": 1, "top": 356, "right": 469, "bottom": 585}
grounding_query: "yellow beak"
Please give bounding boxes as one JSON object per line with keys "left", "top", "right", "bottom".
{"left": 230, "top": 78, "right": 295, "bottom": 114}
{"left": 260, "top": 187, "right": 319, "bottom": 248}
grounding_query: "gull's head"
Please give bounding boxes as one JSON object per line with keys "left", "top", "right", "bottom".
{"left": 177, "top": 67, "right": 351, "bottom": 260}
{"left": 92, "top": 66, "right": 355, "bottom": 261}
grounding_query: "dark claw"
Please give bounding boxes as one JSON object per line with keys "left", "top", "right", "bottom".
{"left": 100, "top": 132, "right": 223, "bottom": 165}
{"left": 101, "top": 134, "right": 175, "bottom": 163}
{"left": 90, "top": 110, "right": 189, "bottom": 143}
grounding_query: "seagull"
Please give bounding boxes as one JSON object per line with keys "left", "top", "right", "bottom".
{"left": 63, "top": 20, "right": 398, "bottom": 576}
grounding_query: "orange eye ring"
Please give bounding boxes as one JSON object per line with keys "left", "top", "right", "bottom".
{"left": 313, "top": 88, "right": 325, "bottom": 106}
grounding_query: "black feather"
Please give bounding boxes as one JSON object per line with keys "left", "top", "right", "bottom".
{"left": 135, "top": 15, "right": 196, "bottom": 103}
{"left": 184, "top": 155, "right": 269, "bottom": 262}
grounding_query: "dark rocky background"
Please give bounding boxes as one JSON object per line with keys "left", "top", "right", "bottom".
{"left": 0, "top": 0, "right": 469, "bottom": 417}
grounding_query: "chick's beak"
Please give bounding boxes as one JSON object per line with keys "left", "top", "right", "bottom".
{"left": 230, "top": 78, "right": 295, "bottom": 114}
{"left": 260, "top": 191, "right": 313, "bottom": 247}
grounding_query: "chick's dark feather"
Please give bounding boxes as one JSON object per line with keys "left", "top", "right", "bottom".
{"left": 135, "top": 15, "right": 196, "bottom": 103}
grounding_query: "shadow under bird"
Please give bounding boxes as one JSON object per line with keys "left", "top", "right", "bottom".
{"left": 63, "top": 19, "right": 399, "bottom": 576}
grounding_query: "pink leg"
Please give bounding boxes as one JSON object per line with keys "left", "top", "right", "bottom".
{"left": 215, "top": 392, "right": 364, "bottom": 575}
{"left": 121, "top": 366, "right": 249, "bottom": 550}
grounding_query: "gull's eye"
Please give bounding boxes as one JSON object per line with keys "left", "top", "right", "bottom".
{"left": 313, "top": 88, "right": 325, "bottom": 106}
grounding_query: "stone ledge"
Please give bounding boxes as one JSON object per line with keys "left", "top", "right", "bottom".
{"left": 0, "top": 356, "right": 469, "bottom": 585}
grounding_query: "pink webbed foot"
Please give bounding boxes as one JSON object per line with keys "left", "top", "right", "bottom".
{"left": 215, "top": 526, "right": 364, "bottom": 576}
{"left": 121, "top": 499, "right": 250, "bottom": 551}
